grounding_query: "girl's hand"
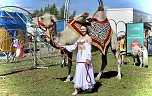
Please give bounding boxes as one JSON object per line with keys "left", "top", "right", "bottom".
{"left": 61, "top": 46, "right": 65, "bottom": 50}
{"left": 86, "top": 59, "right": 90, "bottom": 64}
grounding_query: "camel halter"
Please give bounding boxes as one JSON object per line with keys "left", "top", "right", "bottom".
{"left": 37, "top": 16, "right": 55, "bottom": 30}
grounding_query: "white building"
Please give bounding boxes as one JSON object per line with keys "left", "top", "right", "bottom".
{"left": 106, "top": 8, "right": 152, "bottom": 34}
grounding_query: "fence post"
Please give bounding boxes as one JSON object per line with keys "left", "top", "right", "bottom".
{"left": 33, "top": 26, "right": 37, "bottom": 67}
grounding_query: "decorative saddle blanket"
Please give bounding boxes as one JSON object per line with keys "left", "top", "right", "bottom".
{"left": 68, "top": 18, "right": 112, "bottom": 55}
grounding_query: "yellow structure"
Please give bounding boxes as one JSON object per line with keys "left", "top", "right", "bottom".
{"left": 0, "top": 27, "right": 12, "bottom": 53}
{"left": 0, "top": 27, "right": 25, "bottom": 54}
{"left": 0, "top": 8, "right": 14, "bottom": 12}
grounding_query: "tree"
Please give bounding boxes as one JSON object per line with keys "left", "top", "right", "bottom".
{"left": 44, "top": 4, "right": 51, "bottom": 13}
{"left": 69, "top": 11, "right": 76, "bottom": 19}
{"left": 30, "top": 9, "right": 39, "bottom": 17}
{"left": 58, "top": 4, "right": 65, "bottom": 20}
{"left": 31, "top": 3, "right": 76, "bottom": 20}
{"left": 39, "top": 8, "right": 44, "bottom": 16}
{"left": 50, "top": 4, "right": 58, "bottom": 18}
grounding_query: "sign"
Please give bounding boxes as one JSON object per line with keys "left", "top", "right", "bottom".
{"left": 126, "top": 23, "right": 144, "bottom": 54}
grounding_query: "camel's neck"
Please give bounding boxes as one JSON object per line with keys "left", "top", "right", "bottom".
{"left": 46, "top": 25, "right": 80, "bottom": 49}
{"left": 46, "top": 29, "right": 51, "bottom": 42}
{"left": 45, "top": 27, "right": 60, "bottom": 49}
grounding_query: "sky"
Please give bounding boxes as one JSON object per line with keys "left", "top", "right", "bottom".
{"left": 0, "top": 0, "right": 152, "bottom": 15}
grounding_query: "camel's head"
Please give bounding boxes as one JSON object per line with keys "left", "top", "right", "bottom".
{"left": 92, "top": 5, "right": 106, "bottom": 21}
{"left": 73, "top": 12, "right": 89, "bottom": 23}
{"left": 32, "top": 13, "right": 57, "bottom": 29}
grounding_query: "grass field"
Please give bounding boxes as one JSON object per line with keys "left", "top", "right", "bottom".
{"left": 0, "top": 51, "right": 152, "bottom": 96}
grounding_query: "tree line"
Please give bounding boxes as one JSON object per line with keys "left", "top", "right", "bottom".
{"left": 30, "top": 3, "right": 76, "bottom": 20}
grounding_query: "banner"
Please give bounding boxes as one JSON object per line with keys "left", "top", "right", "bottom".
{"left": 126, "top": 23, "right": 144, "bottom": 54}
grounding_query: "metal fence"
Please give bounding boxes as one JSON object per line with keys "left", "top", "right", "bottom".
{"left": 0, "top": 29, "right": 63, "bottom": 76}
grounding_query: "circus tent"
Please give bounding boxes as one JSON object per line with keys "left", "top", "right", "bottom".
{"left": 0, "top": 8, "right": 27, "bottom": 54}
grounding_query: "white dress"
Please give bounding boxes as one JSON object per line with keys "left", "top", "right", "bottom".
{"left": 64, "top": 37, "right": 96, "bottom": 90}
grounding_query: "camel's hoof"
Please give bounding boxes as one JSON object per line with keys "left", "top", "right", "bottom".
{"left": 116, "top": 75, "right": 121, "bottom": 79}
{"left": 95, "top": 73, "right": 102, "bottom": 81}
{"left": 64, "top": 78, "right": 70, "bottom": 82}
{"left": 140, "top": 64, "right": 142, "bottom": 67}
{"left": 95, "top": 75, "right": 101, "bottom": 81}
{"left": 95, "top": 77, "right": 100, "bottom": 81}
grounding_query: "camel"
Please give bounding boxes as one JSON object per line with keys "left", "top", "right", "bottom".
{"left": 131, "top": 45, "right": 148, "bottom": 67}
{"left": 32, "top": 6, "right": 122, "bottom": 82}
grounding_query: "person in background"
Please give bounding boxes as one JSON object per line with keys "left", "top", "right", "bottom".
{"left": 10, "top": 38, "right": 19, "bottom": 61}
{"left": 11, "top": 38, "right": 24, "bottom": 61}
{"left": 15, "top": 39, "right": 24, "bottom": 58}
{"left": 62, "top": 26, "right": 95, "bottom": 95}
{"left": 119, "top": 35, "right": 126, "bottom": 65}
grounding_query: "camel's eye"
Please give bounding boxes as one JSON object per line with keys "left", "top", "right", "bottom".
{"left": 41, "top": 17, "right": 44, "bottom": 20}
{"left": 51, "top": 19, "right": 55, "bottom": 23}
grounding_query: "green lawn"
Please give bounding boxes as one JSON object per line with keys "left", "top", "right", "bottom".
{"left": 0, "top": 52, "right": 152, "bottom": 96}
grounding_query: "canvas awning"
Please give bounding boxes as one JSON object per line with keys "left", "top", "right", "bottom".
{"left": 144, "top": 22, "right": 151, "bottom": 30}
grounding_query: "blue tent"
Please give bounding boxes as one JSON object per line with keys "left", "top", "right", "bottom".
{"left": 0, "top": 9, "right": 27, "bottom": 38}
{"left": 0, "top": 9, "right": 27, "bottom": 53}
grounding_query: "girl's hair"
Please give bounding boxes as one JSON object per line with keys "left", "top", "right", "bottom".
{"left": 80, "top": 25, "right": 89, "bottom": 34}
{"left": 121, "top": 35, "right": 126, "bottom": 39}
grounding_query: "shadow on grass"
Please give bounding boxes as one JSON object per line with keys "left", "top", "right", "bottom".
{"left": 56, "top": 71, "right": 118, "bottom": 91}
{"left": 55, "top": 77, "right": 74, "bottom": 81}
{"left": 56, "top": 71, "right": 118, "bottom": 94}
{"left": 92, "top": 82, "right": 102, "bottom": 93}
{"left": 56, "top": 77, "right": 102, "bottom": 94}
{"left": 77, "top": 82, "right": 102, "bottom": 94}
{"left": 94, "top": 71, "right": 118, "bottom": 79}
{"left": 133, "top": 62, "right": 148, "bottom": 68}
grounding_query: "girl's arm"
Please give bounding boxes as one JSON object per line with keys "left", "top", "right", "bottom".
{"left": 86, "top": 43, "right": 92, "bottom": 64}
{"left": 63, "top": 41, "right": 78, "bottom": 52}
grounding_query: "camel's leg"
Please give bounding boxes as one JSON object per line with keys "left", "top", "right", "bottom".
{"left": 142, "top": 47, "right": 148, "bottom": 67}
{"left": 113, "top": 49, "right": 121, "bottom": 79}
{"left": 133, "top": 56, "right": 136, "bottom": 66}
{"left": 95, "top": 44, "right": 110, "bottom": 81}
{"left": 95, "top": 52, "right": 108, "bottom": 81}
{"left": 61, "top": 55, "right": 67, "bottom": 67}
{"left": 60, "top": 49, "right": 67, "bottom": 67}
{"left": 64, "top": 51, "right": 72, "bottom": 82}
{"left": 110, "top": 32, "right": 121, "bottom": 79}
{"left": 139, "top": 57, "right": 143, "bottom": 67}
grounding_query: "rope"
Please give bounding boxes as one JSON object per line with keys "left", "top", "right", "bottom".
{"left": 77, "top": 62, "right": 92, "bottom": 83}
{"left": 45, "top": 33, "right": 74, "bottom": 62}
{"left": 85, "top": 64, "right": 92, "bottom": 83}
{"left": 126, "top": 56, "right": 133, "bottom": 64}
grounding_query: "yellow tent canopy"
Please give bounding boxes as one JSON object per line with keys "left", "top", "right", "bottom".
{"left": 0, "top": 7, "right": 14, "bottom": 12}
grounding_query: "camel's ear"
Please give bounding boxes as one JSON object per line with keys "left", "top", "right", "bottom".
{"left": 98, "top": 6, "right": 104, "bottom": 11}
{"left": 82, "top": 12, "right": 89, "bottom": 18}
{"left": 51, "top": 15, "right": 57, "bottom": 22}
